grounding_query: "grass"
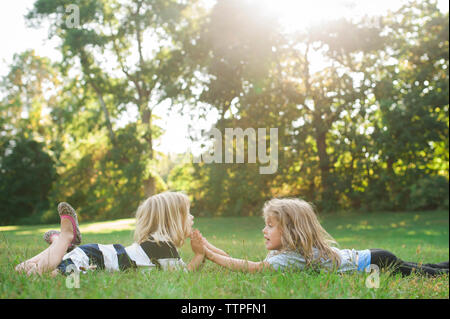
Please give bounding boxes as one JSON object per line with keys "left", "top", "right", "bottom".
{"left": 0, "top": 210, "right": 448, "bottom": 299}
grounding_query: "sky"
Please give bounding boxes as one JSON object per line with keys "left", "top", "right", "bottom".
{"left": 1, "top": 0, "right": 448, "bottom": 154}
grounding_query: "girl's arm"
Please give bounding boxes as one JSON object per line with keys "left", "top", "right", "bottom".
{"left": 202, "top": 237, "right": 230, "bottom": 257}
{"left": 205, "top": 247, "right": 272, "bottom": 273}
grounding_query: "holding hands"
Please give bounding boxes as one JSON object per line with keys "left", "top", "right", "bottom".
{"left": 189, "top": 229, "right": 265, "bottom": 272}
{"left": 190, "top": 229, "right": 206, "bottom": 256}
{"left": 186, "top": 229, "right": 206, "bottom": 271}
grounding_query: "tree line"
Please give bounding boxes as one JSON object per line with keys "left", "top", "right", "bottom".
{"left": 0, "top": 0, "right": 448, "bottom": 225}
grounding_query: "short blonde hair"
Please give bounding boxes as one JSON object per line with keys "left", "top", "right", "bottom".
{"left": 133, "top": 192, "right": 191, "bottom": 247}
{"left": 263, "top": 198, "right": 341, "bottom": 269}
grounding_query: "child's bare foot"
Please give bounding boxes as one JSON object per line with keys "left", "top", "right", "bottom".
{"left": 15, "top": 262, "right": 26, "bottom": 273}
{"left": 15, "top": 261, "right": 37, "bottom": 274}
{"left": 50, "top": 269, "right": 60, "bottom": 277}
{"left": 26, "top": 263, "right": 39, "bottom": 276}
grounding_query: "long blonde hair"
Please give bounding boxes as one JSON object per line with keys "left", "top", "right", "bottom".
{"left": 263, "top": 198, "right": 341, "bottom": 269}
{"left": 133, "top": 192, "right": 191, "bottom": 247}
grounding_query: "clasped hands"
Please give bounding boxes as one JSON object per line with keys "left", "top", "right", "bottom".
{"left": 190, "top": 229, "right": 222, "bottom": 260}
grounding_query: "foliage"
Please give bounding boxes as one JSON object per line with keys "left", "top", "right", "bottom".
{"left": 185, "top": 0, "right": 449, "bottom": 214}
{"left": 408, "top": 175, "right": 449, "bottom": 211}
{"left": 0, "top": 0, "right": 448, "bottom": 223}
{"left": 0, "top": 137, "right": 56, "bottom": 225}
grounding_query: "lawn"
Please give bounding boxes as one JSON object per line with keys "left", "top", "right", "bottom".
{"left": 0, "top": 210, "right": 448, "bottom": 299}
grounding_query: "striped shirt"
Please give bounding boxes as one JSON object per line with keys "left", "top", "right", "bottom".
{"left": 57, "top": 237, "right": 186, "bottom": 275}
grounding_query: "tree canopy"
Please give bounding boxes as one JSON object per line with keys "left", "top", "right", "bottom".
{"left": 0, "top": 0, "right": 448, "bottom": 224}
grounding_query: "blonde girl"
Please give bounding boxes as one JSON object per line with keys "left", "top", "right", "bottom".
{"left": 196, "top": 198, "right": 449, "bottom": 276}
{"left": 15, "top": 192, "right": 206, "bottom": 276}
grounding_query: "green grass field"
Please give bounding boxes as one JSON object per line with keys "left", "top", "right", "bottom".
{"left": 1, "top": 210, "right": 448, "bottom": 299}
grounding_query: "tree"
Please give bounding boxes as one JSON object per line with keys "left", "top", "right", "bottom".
{"left": 0, "top": 137, "right": 56, "bottom": 225}
{"left": 368, "top": 0, "right": 449, "bottom": 210}
{"left": 184, "top": 0, "right": 285, "bottom": 215}
{"left": 0, "top": 51, "right": 63, "bottom": 154}
{"left": 270, "top": 18, "right": 385, "bottom": 209}
{"left": 27, "top": 0, "right": 198, "bottom": 197}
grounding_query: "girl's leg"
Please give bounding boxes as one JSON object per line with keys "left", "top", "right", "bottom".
{"left": 370, "top": 249, "right": 448, "bottom": 277}
{"left": 43, "top": 231, "right": 76, "bottom": 253}
{"left": 16, "top": 217, "right": 74, "bottom": 275}
{"left": 422, "top": 261, "right": 449, "bottom": 269}
{"left": 400, "top": 261, "right": 448, "bottom": 276}
{"left": 18, "top": 234, "right": 61, "bottom": 266}
{"left": 369, "top": 248, "right": 402, "bottom": 270}
{"left": 15, "top": 244, "right": 60, "bottom": 273}
{"left": 33, "top": 230, "right": 73, "bottom": 275}
{"left": 15, "top": 246, "right": 53, "bottom": 272}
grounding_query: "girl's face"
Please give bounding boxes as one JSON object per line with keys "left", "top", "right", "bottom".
{"left": 262, "top": 216, "right": 282, "bottom": 250}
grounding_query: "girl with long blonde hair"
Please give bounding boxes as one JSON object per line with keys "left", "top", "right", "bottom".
{"left": 15, "top": 192, "right": 208, "bottom": 276}
{"left": 195, "top": 198, "right": 448, "bottom": 276}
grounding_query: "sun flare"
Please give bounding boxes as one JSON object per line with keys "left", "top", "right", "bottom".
{"left": 258, "top": 0, "right": 413, "bottom": 32}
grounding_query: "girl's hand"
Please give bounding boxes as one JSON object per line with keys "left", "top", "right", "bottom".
{"left": 190, "top": 229, "right": 205, "bottom": 256}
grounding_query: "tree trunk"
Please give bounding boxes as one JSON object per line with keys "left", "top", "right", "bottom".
{"left": 142, "top": 107, "right": 155, "bottom": 197}
{"left": 316, "top": 130, "right": 331, "bottom": 197}
{"left": 92, "top": 85, "right": 116, "bottom": 147}
{"left": 144, "top": 178, "right": 156, "bottom": 197}
{"left": 79, "top": 50, "right": 116, "bottom": 146}
{"left": 385, "top": 156, "right": 396, "bottom": 201}
{"left": 386, "top": 157, "right": 395, "bottom": 176}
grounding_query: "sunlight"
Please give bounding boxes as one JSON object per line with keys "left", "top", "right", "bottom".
{"left": 264, "top": 0, "right": 355, "bottom": 31}
{"left": 0, "top": 226, "right": 19, "bottom": 231}
{"left": 260, "top": 0, "right": 410, "bottom": 32}
{"left": 79, "top": 218, "right": 136, "bottom": 234}
{"left": 0, "top": 220, "right": 136, "bottom": 236}
{"left": 201, "top": 0, "right": 449, "bottom": 33}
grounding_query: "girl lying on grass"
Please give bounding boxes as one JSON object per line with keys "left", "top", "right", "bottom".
{"left": 193, "top": 198, "right": 449, "bottom": 276}
{"left": 15, "top": 192, "right": 208, "bottom": 276}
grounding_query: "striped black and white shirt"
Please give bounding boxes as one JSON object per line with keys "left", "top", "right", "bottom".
{"left": 57, "top": 236, "right": 187, "bottom": 275}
